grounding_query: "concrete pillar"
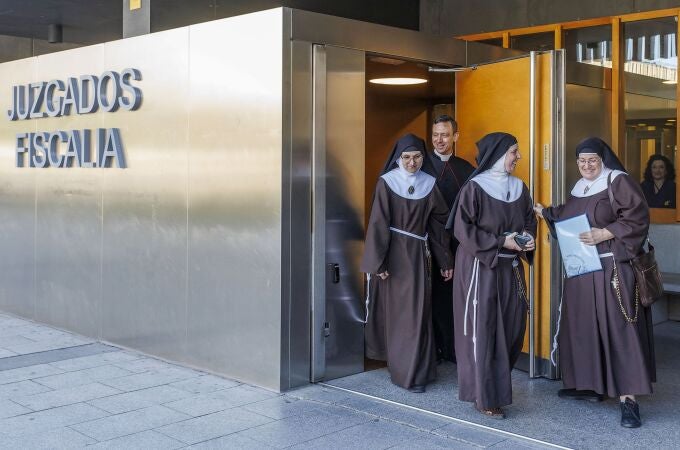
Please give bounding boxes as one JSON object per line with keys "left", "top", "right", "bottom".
{"left": 123, "top": 0, "right": 151, "bottom": 38}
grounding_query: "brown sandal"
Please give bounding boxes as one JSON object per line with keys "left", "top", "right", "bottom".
{"left": 475, "top": 404, "right": 506, "bottom": 419}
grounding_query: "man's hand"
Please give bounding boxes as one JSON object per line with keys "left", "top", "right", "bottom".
{"left": 534, "top": 203, "right": 545, "bottom": 219}
{"left": 440, "top": 268, "right": 453, "bottom": 281}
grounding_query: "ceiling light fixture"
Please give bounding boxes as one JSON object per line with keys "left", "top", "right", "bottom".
{"left": 369, "top": 78, "right": 428, "bottom": 85}
{"left": 662, "top": 80, "right": 677, "bottom": 84}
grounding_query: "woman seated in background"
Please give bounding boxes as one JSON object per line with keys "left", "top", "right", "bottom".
{"left": 640, "top": 154, "right": 676, "bottom": 208}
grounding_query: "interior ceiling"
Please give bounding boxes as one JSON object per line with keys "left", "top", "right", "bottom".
{"left": 366, "top": 57, "right": 455, "bottom": 102}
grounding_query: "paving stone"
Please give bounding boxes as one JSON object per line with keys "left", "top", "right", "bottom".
{"left": 71, "top": 405, "right": 190, "bottom": 441}
{"left": 0, "top": 380, "right": 52, "bottom": 399}
{"left": 0, "top": 349, "right": 18, "bottom": 358}
{"left": 33, "top": 365, "right": 134, "bottom": 389}
{"left": 0, "top": 364, "right": 64, "bottom": 385}
{"left": 289, "top": 418, "right": 426, "bottom": 449}
{"left": 169, "top": 374, "right": 241, "bottom": 394}
{"left": 392, "top": 433, "right": 480, "bottom": 449}
{"left": 0, "top": 402, "right": 108, "bottom": 437}
{"left": 6, "top": 340, "right": 93, "bottom": 356}
{"left": 239, "top": 405, "right": 373, "bottom": 448}
{"left": 13, "top": 382, "right": 121, "bottom": 411}
{"left": 164, "top": 384, "right": 280, "bottom": 417}
{"left": 289, "top": 384, "right": 355, "bottom": 404}
{"left": 0, "top": 335, "right": 37, "bottom": 348}
{"left": 0, "top": 427, "right": 96, "bottom": 449}
{"left": 87, "top": 384, "right": 196, "bottom": 414}
{"left": 100, "top": 366, "right": 202, "bottom": 391}
{"left": 85, "top": 429, "right": 185, "bottom": 450}
{"left": 243, "top": 396, "right": 323, "bottom": 420}
{"left": 488, "top": 438, "right": 553, "bottom": 449}
{"left": 189, "top": 432, "right": 277, "bottom": 449}
{"left": 0, "top": 398, "right": 32, "bottom": 418}
{"left": 433, "top": 422, "right": 509, "bottom": 447}
{"left": 333, "top": 395, "right": 454, "bottom": 432}
{"left": 112, "top": 358, "right": 176, "bottom": 373}
{"left": 157, "top": 407, "right": 275, "bottom": 445}
{"left": 49, "top": 351, "right": 141, "bottom": 372}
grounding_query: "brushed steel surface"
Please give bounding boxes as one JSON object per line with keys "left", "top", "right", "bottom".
{"left": 322, "top": 45, "right": 365, "bottom": 381}
{"left": 33, "top": 45, "right": 105, "bottom": 338}
{"left": 184, "top": 11, "right": 283, "bottom": 389}
{"left": 0, "top": 57, "right": 37, "bottom": 318}
{"left": 100, "top": 29, "right": 189, "bottom": 358}
{"left": 311, "top": 44, "right": 327, "bottom": 382}
{"left": 281, "top": 38, "right": 313, "bottom": 390}
{"left": 466, "top": 41, "right": 525, "bottom": 66}
{"left": 548, "top": 50, "right": 566, "bottom": 380}
{"left": 529, "top": 51, "right": 536, "bottom": 379}
{"left": 0, "top": 9, "right": 286, "bottom": 391}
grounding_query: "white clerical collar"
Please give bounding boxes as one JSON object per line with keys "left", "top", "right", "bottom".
{"left": 571, "top": 167, "right": 625, "bottom": 197}
{"left": 434, "top": 149, "right": 452, "bottom": 162}
{"left": 471, "top": 149, "right": 523, "bottom": 202}
{"left": 381, "top": 159, "right": 436, "bottom": 200}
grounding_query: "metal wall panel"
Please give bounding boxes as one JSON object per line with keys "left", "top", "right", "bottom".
{"left": 0, "top": 57, "right": 37, "bottom": 318}
{"left": 282, "top": 38, "right": 313, "bottom": 389}
{"left": 0, "top": 10, "right": 285, "bottom": 391}
{"left": 321, "top": 45, "right": 365, "bottom": 381}
{"left": 100, "top": 29, "right": 190, "bottom": 358}
{"left": 185, "top": 11, "right": 283, "bottom": 389}
{"left": 33, "top": 46, "right": 105, "bottom": 338}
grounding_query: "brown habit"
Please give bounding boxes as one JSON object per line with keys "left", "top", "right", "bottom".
{"left": 452, "top": 181, "right": 537, "bottom": 409}
{"left": 361, "top": 178, "right": 452, "bottom": 389}
{"left": 544, "top": 174, "right": 655, "bottom": 397}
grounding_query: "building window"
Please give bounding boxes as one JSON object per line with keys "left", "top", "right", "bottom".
{"left": 623, "top": 17, "right": 677, "bottom": 210}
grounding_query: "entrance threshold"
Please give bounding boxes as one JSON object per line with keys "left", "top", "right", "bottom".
{"left": 318, "top": 382, "right": 569, "bottom": 450}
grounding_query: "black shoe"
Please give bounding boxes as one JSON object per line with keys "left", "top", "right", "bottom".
{"left": 620, "top": 398, "right": 641, "bottom": 428}
{"left": 408, "top": 384, "right": 426, "bottom": 393}
{"left": 558, "top": 388, "right": 603, "bottom": 402}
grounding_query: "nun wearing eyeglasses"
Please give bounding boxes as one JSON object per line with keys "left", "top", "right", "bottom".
{"left": 446, "top": 132, "right": 536, "bottom": 419}
{"left": 361, "top": 133, "right": 453, "bottom": 393}
{"left": 534, "top": 137, "right": 655, "bottom": 429}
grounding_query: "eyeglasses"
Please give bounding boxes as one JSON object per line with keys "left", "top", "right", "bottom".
{"left": 577, "top": 157, "right": 601, "bottom": 167}
{"left": 401, "top": 154, "right": 423, "bottom": 163}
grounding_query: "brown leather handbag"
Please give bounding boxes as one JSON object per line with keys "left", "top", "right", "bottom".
{"left": 607, "top": 173, "right": 664, "bottom": 307}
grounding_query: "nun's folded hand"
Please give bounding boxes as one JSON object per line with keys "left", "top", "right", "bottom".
{"left": 440, "top": 268, "right": 453, "bottom": 281}
{"left": 579, "top": 227, "right": 614, "bottom": 246}
{"left": 377, "top": 271, "right": 390, "bottom": 280}
{"left": 502, "top": 233, "right": 523, "bottom": 251}
{"left": 523, "top": 233, "right": 536, "bottom": 251}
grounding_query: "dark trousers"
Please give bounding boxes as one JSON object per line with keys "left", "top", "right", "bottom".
{"left": 431, "top": 256, "right": 455, "bottom": 362}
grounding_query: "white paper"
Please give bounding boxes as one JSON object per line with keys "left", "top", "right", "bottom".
{"left": 554, "top": 214, "right": 603, "bottom": 278}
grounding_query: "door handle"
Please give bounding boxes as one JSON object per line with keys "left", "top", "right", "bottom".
{"left": 328, "top": 263, "right": 340, "bottom": 283}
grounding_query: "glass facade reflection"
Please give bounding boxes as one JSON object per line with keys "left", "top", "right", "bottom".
{"left": 624, "top": 17, "right": 677, "bottom": 208}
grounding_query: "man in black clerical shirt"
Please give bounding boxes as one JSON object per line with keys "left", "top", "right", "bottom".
{"left": 428, "top": 114, "right": 475, "bottom": 363}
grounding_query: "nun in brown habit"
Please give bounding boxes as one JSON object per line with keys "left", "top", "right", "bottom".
{"left": 361, "top": 133, "right": 453, "bottom": 393}
{"left": 446, "top": 132, "right": 537, "bottom": 418}
{"left": 535, "top": 137, "right": 655, "bottom": 429}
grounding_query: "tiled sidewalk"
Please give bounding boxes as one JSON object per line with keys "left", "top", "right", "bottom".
{"left": 0, "top": 312, "right": 554, "bottom": 449}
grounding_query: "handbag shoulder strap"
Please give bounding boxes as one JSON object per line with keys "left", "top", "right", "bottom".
{"left": 608, "top": 172, "right": 653, "bottom": 253}
{"left": 607, "top": 172, "right": 615, "bottom": 210}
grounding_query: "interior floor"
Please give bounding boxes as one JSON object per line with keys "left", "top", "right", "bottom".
{"left": 328, "top": 320, "right": 680, "bottom": 449}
